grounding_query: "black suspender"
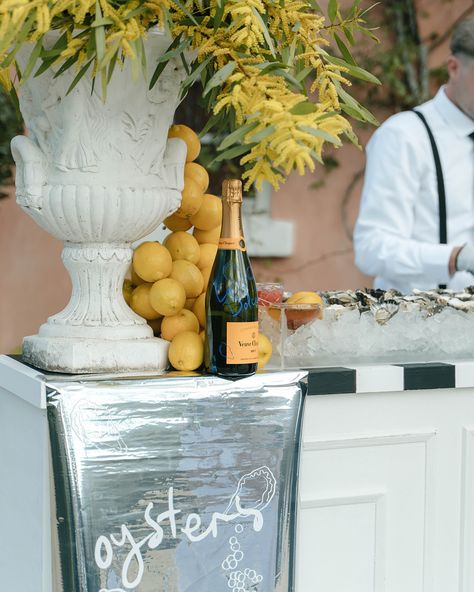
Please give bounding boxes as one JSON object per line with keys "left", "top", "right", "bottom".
{"left": 411, "top": 109, "right": 447, "bottom": 289}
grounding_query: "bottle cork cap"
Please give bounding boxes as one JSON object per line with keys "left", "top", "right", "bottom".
{"left": 222, "top": 179, "right": 242, "bottom": 203}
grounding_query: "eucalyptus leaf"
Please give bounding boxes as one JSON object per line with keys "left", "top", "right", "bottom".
{"left": 91, "top": 17, "right": 114, "bottom": 27}
{"left": 290, "top": 102, "right": 318, "bottom": 115}
{"left": 66, "top": 59, "right": 93, "bottom": 95}
{"left": 342, "top": 25, "right": 355, "bottom": 46}
{"left": 22, "top": 39, "right": 43, "bottom": 81}
{"left": 328, "top": 0, "right": 338, "bottom": 23}
{"left": 334, "top": 33, "right": 356, "bottom": 66}
{"left": 297, "top": 124, "right": 341, "bottom": 145}
{"left": 247, "top": 126, "right": 276, "bottom": 143}
{"left": 149, "top": 34, "right": 187, "bottom": 90}
{"left": 336, "top": 82, "right": 379, "bottom": 125}
{"left": 218, "top": 121, "right": 258, "bottom": 151}
{"left": 107, "top": 50, "right": 119, "bottom": 83}
{"left": 325, "top": 54, "right": 381, "bottom": 85}
{"left": 203, "top": 61, "right": 236, "bottom": 96}
{"left": 251, "top": 7, "right": 276, "bottom": 58}
{"left": 2, "top": 12, "right": 38, "bottom": 67}
{"left": 172, "top": 0, "right": 198, "bottom": 25}
{"left": 212, "top": 143, "right": 256, "bottom": 164}
{"left": 214, "top": 0, "right": 226, "bottom": 31}
{"left": 53, "top": 56, "right": 77, "bottom": 79}
{"left": 181, "top": 55, "right": 212, "bottom": 93}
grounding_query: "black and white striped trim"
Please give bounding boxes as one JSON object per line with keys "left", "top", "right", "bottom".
{"left": 305, "top": 361, "right": 474, "bottom": 396}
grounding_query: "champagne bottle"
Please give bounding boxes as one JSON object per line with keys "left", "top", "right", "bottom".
{"left": 205, "top": 179, "right": 258, "bottom": 378}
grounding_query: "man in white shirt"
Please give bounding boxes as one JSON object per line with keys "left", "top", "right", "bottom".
{"left": 354, "top": 19, "right": 474, "bottom": 294}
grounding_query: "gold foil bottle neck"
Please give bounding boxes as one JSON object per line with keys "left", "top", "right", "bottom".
{"left": 222, "top": 179, "right": 242, "bottom": 203}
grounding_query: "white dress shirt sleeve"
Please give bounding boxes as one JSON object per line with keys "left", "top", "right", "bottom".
{"left": 354, "top": 118, "right": 452, "bottom": 287}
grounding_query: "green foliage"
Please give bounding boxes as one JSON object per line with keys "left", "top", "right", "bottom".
{"left": 0, "top": 87, "right": 22, "bottom": 198}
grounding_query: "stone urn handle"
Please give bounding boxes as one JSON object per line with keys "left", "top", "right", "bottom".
{"left": 11, "top": 135, "right": 46, "bottom": 211}
{"left": 162, "top": 136, "right": 188, "bottom": 197}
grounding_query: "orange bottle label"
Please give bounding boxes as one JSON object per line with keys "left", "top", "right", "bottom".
{"left": 226, "top": 321, "right": 259, "bottom": 364}
{"left": 218, "top": 237, "right": 246, "bottom": 251}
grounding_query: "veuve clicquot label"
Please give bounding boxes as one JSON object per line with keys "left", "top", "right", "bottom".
{"left": 226, "top": 321, "right": 259, "bottom": 364}
{"left": 204, "top": 178, "right": 259, "bottom": 378}
{"left": 218, "top": 237, "right": 246, "bottom": 251}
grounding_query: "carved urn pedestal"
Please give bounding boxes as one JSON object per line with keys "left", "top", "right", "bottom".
{"left": 12, "top": 31, "right": 187, "bottom": 374}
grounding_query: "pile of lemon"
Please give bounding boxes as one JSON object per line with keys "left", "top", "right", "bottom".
{"left": 123, "top": 124, "right": 222, "bottom": 372}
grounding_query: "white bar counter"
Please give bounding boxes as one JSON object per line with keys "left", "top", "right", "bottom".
{"left": 298, "top": 362, "right": 474, "bottom": 592}
{"left": 2, "top": 355, "right": 474, "bottom": 591}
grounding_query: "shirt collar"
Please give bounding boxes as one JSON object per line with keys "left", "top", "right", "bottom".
{"left": 433, "top": 86, "right": 474, "bottom": 137}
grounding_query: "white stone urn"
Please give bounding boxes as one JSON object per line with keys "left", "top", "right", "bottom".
{"left": 12, "top": 30, "right": 188, "bottom": 373}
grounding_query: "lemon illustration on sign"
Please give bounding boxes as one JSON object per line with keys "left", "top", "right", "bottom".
{"left": 193, "top": 225, "right": 221, "bottom": 245}
{"left": 133, "top": 241, "right": 173, "bottom": 282}
{"left": 168, "top": 331, "right": 204, "bottom": 371}
{"left": 190, "top": 194, "right": 222, "bottom": 231}
{"left": 170, "top": 260, "right": 203, "bottom": 298}
{"left": 164, "top": 231, "right": 201, "bottom": 264}
{"left": 197, "top": 243, "right": 217, "bottom": 270}
{"left": 161, "top": 309, "right": 200, "bottom": 341}
{"left": 184, "top": 162, "right": 209, "bottom": 193}
{"left": 168, "top": 124, "right": 201, "bottom": 162}
{"left": 258, "top": 333, "right": 273, "bottom": 370}
{"left": 130, "top": 284, "right": 162, "bottom": 320}
{"left": 149, "top": 278, "right": 186, "bottom": 317}
{"left": 176, "top": 176, "right": 203, "bottom": 219}
{"left": 163, "top": 213, "right": 192, "bottom": 232}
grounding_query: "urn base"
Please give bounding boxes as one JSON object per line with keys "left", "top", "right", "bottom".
{"left": 22, "top": 335, "right": 170, "bottom": 374}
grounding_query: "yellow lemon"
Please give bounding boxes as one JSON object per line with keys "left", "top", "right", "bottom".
{"left": 286, "top": 291, "right": 323, "bottom": 306}
{"left": 184, "top": 297, "right": 196, "bottom": 310}
{"left": 148, "top": 317, "right": 163, "bottom": 336}
{"left": 133, "top": 241, "right": 173, "bottom": 283}
{"left": 258, "top": 333, "right": 273, "bottom": 370}
{"left": 193, "top": 225, "right": 221, "bottom": 245}
{"left": 190, "top": 194, "right": 222, "bottom": 231}
{"left": 130, "top": 284, "right": 161, "bottom": 320}
{"left": 163, "top": 213, "right": 192, "bottom": 232}
{"left": 163, "top": 231, "right": 200, "bottom": 264}
{"left": 168, "top": 124, "right": 201, "bottom": 162}
{"left": 131, "top": 266, "right": 146, "bottom": 286}
{"left": 200, "top": 265, "right": 212, "bottom": 294}
{"left": 197, "top": 243, "right": 217, "bottom": 270}
{"left": 161, "top": 309, "right": 200, "bottom": 341}
{"left": 286, "top": 291, "right": 324, "bottom": 320}
{"left": 192, "top": 293, "right": 206, "bottom": 328}
{"left": 149, "top": 278, "right": 186, "bottom": 316}
{"left": 176, "top": 176, "right": 204, "bottom": 219}
{"left": 184, "top": 162, "right": 209, "bottom": 193}
{"left": 170, "top": 260, "right": 203, "bottom": 298}
{"left": 199, "top": 329, "right": 205, "bottom": 342}
{"left": 123, "top": 279, "right": 134, "bottom": 305}
{"left": 169, "top": 331, "right": 204, "bottom": 371}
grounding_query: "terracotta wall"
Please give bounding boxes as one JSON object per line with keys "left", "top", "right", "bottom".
{"left": 0, "top": 0, "right": 470, "bottom": 354}
{"left": 252, "top": 0, "right": 472, "bottom": 292}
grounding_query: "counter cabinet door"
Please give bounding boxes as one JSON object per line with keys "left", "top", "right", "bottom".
{"left": 296, "top": 387, "right": 474, "bottom": 592}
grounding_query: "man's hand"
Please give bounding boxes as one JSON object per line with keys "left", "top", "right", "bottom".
{"left": 455, "top": 245, "right": 474, "bottom": 274}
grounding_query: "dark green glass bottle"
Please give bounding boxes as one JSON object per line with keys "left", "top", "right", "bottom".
{"left": 205, "top": 179, "right": 258, "bottom": 378}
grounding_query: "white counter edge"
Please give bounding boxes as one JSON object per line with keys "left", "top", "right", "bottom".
{"left": 0, "top": 355, "right": 46, "bottom": 409}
